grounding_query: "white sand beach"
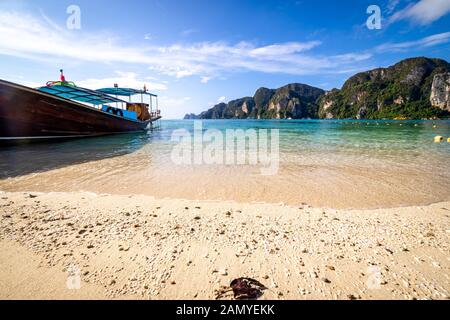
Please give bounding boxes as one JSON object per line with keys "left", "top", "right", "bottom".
{"left": 1, "top": 191, "right": 449, "bottom": 300}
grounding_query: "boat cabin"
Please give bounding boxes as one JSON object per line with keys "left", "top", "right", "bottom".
{"left": 37, "top": 76, "right": 160, "bottom": 122}
{"left": 96, "top": 86, "right": 161, "bottom": 122}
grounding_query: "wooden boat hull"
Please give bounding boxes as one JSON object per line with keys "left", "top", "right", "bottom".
{"left": 0, "top": 80, "right": 161, "bottom": 141}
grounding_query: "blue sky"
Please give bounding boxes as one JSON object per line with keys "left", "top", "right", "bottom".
{"left": 0, "top": 0, "right": 449, "bottom": 118}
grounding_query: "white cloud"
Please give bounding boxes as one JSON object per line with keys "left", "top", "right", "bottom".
{"left": 39, "top": 9, "right": 65, "bottom": 33}
{"left": 200, "top": 76, "right": 212, "bottom": 83}
{"left": 249, "top": 41, "right": 321, "bottom": 56}
{"left": 389, "top": 0, "right": 450, "bottom": 25}
{"left": 6, "top": 75, "right": 42, "bottom": 89}
{"left": 76, "top": 71, "right": 168, "bottom": 91}
{"left": 1, "top": 9, "right": 448, "bottom": 85}
{"left": 375, "top": 32, "right": 450, "bottom": 52}
{"left": 159, "top": 96, "right": 191, "bottom": 108}
{"left": 0, "top": 11, "right": 149, "bottom": 64}
{"left": 0, "top": 10, "right": 376, "bottom": 81}
{"left": 332, "top": 53, "right": 373, "bottom": 62}
{"left": 386, "top": 0, "right": 400, "bottom": 14}
{"left": 217, "top": 96, "right": 226, "bottom": 103}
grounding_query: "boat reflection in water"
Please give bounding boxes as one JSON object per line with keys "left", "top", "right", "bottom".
{"left": 0, "top": 131, "right": 155, "bottom": 179}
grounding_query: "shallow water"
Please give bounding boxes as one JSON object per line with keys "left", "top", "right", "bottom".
{"left": 1, "top": 119, "right": 449, "bottom": 209}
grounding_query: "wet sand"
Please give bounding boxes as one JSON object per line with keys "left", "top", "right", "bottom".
{"left": 1, "top": 191, "right": 449, "bottom": 300}
{"left": 1, "top": 149, "right": 450, "bottom": 209}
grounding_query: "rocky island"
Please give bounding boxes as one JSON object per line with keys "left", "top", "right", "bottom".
{"left": 185, "top": 57, "right": 450, "bottom": 120}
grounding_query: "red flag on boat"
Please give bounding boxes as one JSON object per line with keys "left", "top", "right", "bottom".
{"left": 60, "top": 69, "right": 66, "bottom": 82}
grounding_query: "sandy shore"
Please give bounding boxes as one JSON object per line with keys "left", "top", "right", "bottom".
{"left": 0, "top": 191, "right": 449, "bottom": 300}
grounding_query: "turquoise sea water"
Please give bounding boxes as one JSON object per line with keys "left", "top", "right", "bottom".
{"left": 1, "top": 119, "right": 449, "bottom": 208}
{"left": 167, "top": 119, "right": 450, "bottom": 160}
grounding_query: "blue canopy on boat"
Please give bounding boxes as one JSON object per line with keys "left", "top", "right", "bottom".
{"left": 38, "top": 84, "right": 125, "bottom": 105}
{"left": 96, "top": 87, "right": 158, "bottom": 97}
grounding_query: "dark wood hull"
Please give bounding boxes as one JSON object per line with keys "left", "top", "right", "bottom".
{"left": 0, "top": 80, "right": 161, "bottom": 141}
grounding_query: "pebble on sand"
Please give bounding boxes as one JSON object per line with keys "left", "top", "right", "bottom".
{"left": 322, "top": 278, "right": 331, "bottom": 284}
{"left": 219, "top": 269, "right": 228, "bottom": 276}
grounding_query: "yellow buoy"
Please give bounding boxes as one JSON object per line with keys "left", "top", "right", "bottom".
{"left": 434, "top": 136, "right": 444, "bottom": 143}
{"left": 447, "top": 137, "right": 450, "bottom": 143}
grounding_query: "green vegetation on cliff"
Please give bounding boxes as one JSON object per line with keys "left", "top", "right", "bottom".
{"left": 185, "top": 57, "right": 450, "bottom": 120}
{"left": 318, "top": 57, "right": 450, "bottom": 120}
{"left": 188, "top": 83, "right": 324, "bottom": 120}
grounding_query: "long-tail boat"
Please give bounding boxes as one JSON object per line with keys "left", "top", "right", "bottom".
{"left": 0, "top": 70, "right": 161, "bottom": 142}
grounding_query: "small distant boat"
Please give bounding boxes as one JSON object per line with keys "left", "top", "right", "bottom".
{"left": 0, "top": 70, "right": 161, "bottom": 142}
